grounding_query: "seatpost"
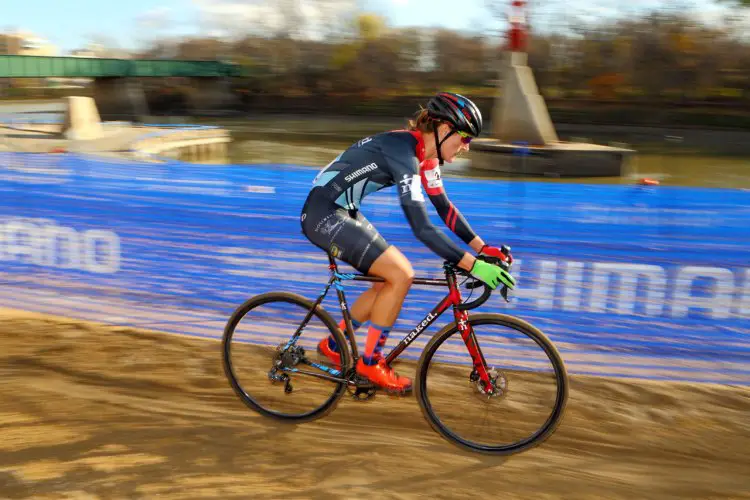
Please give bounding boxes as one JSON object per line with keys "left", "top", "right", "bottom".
{"left": 328, "top": 253, "right": 338, "bottom": 272}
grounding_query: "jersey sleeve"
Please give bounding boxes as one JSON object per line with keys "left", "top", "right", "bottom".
{"left": 419, "top": 159, "right": 478, "bottom": 245}
{"left": 382, "top": 143, "right": 466, "bottom": 264}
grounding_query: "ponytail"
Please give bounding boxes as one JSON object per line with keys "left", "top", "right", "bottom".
{"left": 407, "top": 108, "right": 437, "bottom": 134}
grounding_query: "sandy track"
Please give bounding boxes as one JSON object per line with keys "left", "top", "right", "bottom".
{"left": 0, "top": 309, "right": 748, "bottom": 499}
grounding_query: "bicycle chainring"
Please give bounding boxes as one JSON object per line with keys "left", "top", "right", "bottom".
{"left": 346, "top": 369, "right": 377, "bottom": 401}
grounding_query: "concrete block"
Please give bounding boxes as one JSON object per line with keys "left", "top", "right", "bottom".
{"left": 494, "top": 60, "right": 558, "bottom": 145}
{"left": 469, "top": 140, "right": 635, "bottom": 177}
{"left": 63, "top": 96, "right": 103, "bottom": 141}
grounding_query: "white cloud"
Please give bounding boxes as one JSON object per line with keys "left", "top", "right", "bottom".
{"left": 137, "top": 7, "right": 173, "bottom": 30}
{"left": 191, "top": 0, "right": 357, "bottom": 39}
{"left": 527, "top": 0, "right": 750, "bottom": 34}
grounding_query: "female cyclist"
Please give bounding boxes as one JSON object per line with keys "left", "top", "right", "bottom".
{"left": 300, "top": 92, "right": 515, "bottom": 394}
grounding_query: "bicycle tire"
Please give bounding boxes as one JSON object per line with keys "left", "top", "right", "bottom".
{"left": 222, "top": 291, "right": 351, "bottom": 423}
{"left": 415, "top": 313, "right": 568, "bottom": 455}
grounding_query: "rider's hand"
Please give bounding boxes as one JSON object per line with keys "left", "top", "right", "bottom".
{"left": 470, "top": 259, "right": 516, "bottom": 291}
{"left": 480, "top": 244, "right": 513, "bottom": 265}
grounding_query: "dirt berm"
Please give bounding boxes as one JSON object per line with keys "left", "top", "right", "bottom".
{"left": 0, "top": 309, "right": 748, "bottom": 499}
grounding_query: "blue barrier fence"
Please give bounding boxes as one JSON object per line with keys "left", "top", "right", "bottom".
{"left": 1, "top": 152, "right": 748, "bottom": 384}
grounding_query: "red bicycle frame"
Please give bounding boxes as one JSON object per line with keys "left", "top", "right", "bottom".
{"left": 324, "top": 254, "right": 494, "bottom": 387}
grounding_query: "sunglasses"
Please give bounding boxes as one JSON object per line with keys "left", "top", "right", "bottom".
{"left": 456, "top": 130, "right": 473, "bottom": 144}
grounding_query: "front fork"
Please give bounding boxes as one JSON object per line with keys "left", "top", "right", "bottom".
{"left": 447, "top": 270, "right": 494, "bottom": 392}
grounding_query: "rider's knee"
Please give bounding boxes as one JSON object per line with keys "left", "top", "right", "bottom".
{"left": 403, "top": 266, "right": 415, "bottom": 285}
{"left": 372, "top": 247, "right": 414, "bottom": 288}
{"left": 393, "top": 263, "right": 414, "bottom": 288}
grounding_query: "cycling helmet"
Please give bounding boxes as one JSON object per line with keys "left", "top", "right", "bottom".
{"left": 427, "top": 92, "right": 483, "bottom": 137}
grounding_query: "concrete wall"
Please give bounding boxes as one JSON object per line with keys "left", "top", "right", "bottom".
{"left": 93, "top": 77, "right": 235, "bottom": 119}
{"left": 92, "top": 78, "right": 150, "bottom": 121}
{"left": 186, "top": 77, "right": 235, "bottom": 113}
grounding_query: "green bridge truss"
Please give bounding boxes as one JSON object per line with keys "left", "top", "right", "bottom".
{"left": 0, "top": 55, "right": 242, "bottom": 78}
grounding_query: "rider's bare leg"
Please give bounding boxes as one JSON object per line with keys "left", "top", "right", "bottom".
{"left": 348, "top": 282, "right": 384, "bottom": 324}
{"left": 353, "top": 247, "right": 413, "bottom": 364}
{"left": 362, "top": 246, "right": 413, "bottom": 327}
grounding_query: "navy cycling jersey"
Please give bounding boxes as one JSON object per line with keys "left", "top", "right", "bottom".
{"left": 308, "top": 130, "right": 478, "bottom": 265}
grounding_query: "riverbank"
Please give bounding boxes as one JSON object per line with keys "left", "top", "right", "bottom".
{"left": 1, "top": 123, "right": 230, "bottom": 160}
{"left": 0, "top": 99, "right": 230, "bottom": 160}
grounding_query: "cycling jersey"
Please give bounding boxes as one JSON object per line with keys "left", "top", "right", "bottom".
{"left": 301, "top": 130, "right": 477, "bottom": 273}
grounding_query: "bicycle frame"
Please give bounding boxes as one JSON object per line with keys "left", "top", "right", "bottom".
{"left": 292, "top": 254, "right": 494, "bottom": 387}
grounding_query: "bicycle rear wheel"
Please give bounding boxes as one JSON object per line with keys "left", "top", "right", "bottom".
{"left": 415, "top": 313, "right": 568, "bottom": 455}
{"left": 222, "top": 291, "right": 351, "bottom": 422}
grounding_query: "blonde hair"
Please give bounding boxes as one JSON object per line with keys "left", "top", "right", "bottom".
{"left": 407, "top": 108, "right": 437, "bottom": 134}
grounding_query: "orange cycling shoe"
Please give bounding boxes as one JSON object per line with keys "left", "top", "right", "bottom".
{"left": 317, "top": 337, "right": 341, "bottom": 369}
{"left": 317, "top": 337, "right": 385, "bottom": 370}
{"left": 356, "top": 358, "right": 412, "bottom": 395}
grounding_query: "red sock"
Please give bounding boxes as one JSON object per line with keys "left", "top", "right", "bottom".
{"left": 329, "top": 318, "right": 362, "bottom": 351}
{"left": 363, "top": 324, "right": 390, "bottom": 365}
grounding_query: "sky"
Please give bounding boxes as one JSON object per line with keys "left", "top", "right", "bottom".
{"left": 0, "top": 0, "right": 741, "bottom": 54}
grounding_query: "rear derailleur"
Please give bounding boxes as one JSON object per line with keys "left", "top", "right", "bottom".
{"left": 267, "top": 343, "right": 306, "bottom": 394}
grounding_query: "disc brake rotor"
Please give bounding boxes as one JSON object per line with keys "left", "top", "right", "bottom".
{"left": 470, "top": 367, "right": 508, "bottom": 400}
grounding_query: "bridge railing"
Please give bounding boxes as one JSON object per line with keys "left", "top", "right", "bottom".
{"left": 0, "top": 55, "right": 241, "bottom": 78}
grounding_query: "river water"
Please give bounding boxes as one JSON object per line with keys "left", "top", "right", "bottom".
{"left": 2, "top": 103, "right": 748, "bottom": 188}
{"left": 205, "top": 116, "right": 750, "bottom": 189}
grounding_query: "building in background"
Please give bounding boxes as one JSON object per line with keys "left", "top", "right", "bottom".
{"left": 0, "top": 31, "right": 57, "bottom": 56}
{"left": 1, "top": 31, "right": 59, "bottom": 91}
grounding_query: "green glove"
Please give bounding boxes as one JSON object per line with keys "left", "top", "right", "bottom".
{"left": 470, "top": 259, "right": 516, "bottom": 291}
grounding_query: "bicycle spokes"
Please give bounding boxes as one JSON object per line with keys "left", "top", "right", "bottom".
{"left": 225, "top": 295, "right": 348, "bottom": 419}
{"left": 419, "top": 315, "right": 566, "bottom": 452}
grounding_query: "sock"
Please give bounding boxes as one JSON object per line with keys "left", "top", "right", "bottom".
{"left": 362, "top": 324, "right": 391, "bottom": 365}
{"left": 328, "top": 318, "right": 362, "bottom": 352}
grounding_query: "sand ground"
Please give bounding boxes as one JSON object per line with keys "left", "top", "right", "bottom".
{"left": 1, "top": 308, "right": 748, "bottom": 500}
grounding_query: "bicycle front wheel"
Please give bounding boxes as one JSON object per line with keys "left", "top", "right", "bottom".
{"left": 222, "top": 291, "right": 351, "bottom": 423}
{"left": 415, "top": 313, "right": 568, "bottom": 455}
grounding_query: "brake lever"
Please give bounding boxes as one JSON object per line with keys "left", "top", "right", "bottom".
{"left": 478, "top": 255, "right": 511, "bottom": 272}
{"left": 461, "top": 256, "right": 513, "bottom": 303}
{"left": 500, "top": 285, "right": 510, "bottom": 303}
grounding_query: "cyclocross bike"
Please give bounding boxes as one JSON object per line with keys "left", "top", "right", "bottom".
{"left": 222, "top": 251, "right": 569, "bottom": 456}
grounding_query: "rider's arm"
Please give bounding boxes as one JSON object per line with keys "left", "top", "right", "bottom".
{"left": 419, "top": 159, "right": 486, "bottom": 253}
{"left": 400, "top": 187, "right": 477, "bottom": 272}
{"left": 387, "top": 158, "right": 475, "bottom": 271}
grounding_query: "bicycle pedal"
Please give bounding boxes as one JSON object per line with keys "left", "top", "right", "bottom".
{"left": 352, "top": 377, "right": 376, "bottom": 389}
{"left": 380, "top": 386, "right": 413, "bottom": 398}
{"left": 350, "top": 385, "right": 377, "bottom": 401}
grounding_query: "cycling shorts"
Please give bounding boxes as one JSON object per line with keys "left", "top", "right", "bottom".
{"left": 301, "top": 188, "right": 390, "bottom": 274}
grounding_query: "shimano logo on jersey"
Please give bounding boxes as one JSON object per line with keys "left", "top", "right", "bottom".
{"left": 344, "top": 163, "right": 378, "bottom": 182}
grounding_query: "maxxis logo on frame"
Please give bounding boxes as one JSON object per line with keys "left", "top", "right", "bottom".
{"left": 0, "top": 217, "right": 121, "bottom": 274}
